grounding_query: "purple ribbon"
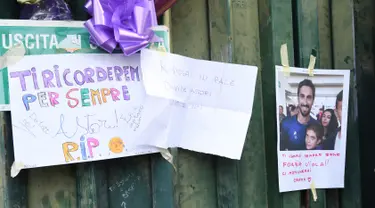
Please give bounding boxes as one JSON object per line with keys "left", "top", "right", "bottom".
{"left": 84, "top": 0, "right": 160, "bottom": 56}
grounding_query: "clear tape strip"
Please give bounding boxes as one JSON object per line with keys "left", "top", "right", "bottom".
{"left": 280, "top": 44, "right": 290, "bottom": 76}
{"left": 310, "top": 181, "right": 318, "bottom": 201}
{"left": 307, "top": 54, "right": 316, "bottom": 77}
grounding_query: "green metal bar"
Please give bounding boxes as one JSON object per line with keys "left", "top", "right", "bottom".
{"left": 107, "top": 156, "right": 152, "bottom": 208}
{"left": 0, "top": 2, "right": 26, "bottom": 208}
{"left": 316, "top": 0, "right": 339, "bottom": 207}
{"left": 332, "top": 0, "right": 362, "bottom": 207}
{"left": 68, "top": 1, "right": 110, "bottom": 207}
{"left": 150, "top": 11, "right": 174, "bottom": 208}
{"left": 151, "top": 154, "right": 174, "bottom": 208}
{"left": 229, "top": 0, "right": 268, "bottom": 207}
{"left": 76, "top": 162, "right": 109, "bottom": 208}
{"left": 28, "top": 166, "right": 76, "bottom": 208}
{"left": 207, "top": 1, "right": 239, "bottom": 207}
{"left": 171, "top": 1, "right": 217, "bottom": 207}
{"left": 294, "top": 0, "right": 326, "bottom": 207}
{"left": 258, "top": 0, "right": 301, "bottom": 207}
{"left": 0, "top": 112, "right": 28, "bottom": 208}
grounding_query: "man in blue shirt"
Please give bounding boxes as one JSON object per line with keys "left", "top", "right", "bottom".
{"left": 280, "top": 79, "right": 319, "bottom": 151}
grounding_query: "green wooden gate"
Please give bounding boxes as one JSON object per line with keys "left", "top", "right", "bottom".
{"left": 0, "top": 0, "right": 364, "bottom": 207}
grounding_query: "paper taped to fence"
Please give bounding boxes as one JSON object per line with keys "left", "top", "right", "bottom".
{"left": 140, "top": 49, "right": 258, "bottom": 159}
{"left": 8, "top": 53, "right": 163, "bottom": 169}
{"left": 275, "top": 65, "right": 350, "bottom": 192}
{"left": 8, "top": 50, "right": 258, "bottom": 169}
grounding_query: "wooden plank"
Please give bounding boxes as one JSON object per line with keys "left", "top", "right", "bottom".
{"left": 28, "top": 166, "right": 76, "bottom": 208}
{"left": 258, "top": 0, "right": 301, "bottom": 207}
{"left": 68, "top": 2, "right": 111, "bottom": 207}
{"left": 317, "top": 0, "right": 332, "bottom": 69}
{"left": 294, "top": 0, "right": 320, "bottom": 66}
{"left": 14, "top": 1, "right": 80, "bottom": 207}
{"left": 151, "top": 154, "right": 174, "bottom": 208}
{"left": 294, "top": 0, "right": 326, "bottom": 207}
{"left": 0, "top": 2, "right": 26, "bottom": 208}
{"left": 76, "top": 162, "right": 109, "bottom": 208}
{"left": 0, "top": 112, "right": 28, "bottom": 208}
{"left": 317, "top": 0, "right": 339, "bottom": 207}
{"left": 107, "top": 156, "right": 152, "bottom": 208}
{"left": 207, "top": 1, "right": 239, "bottom": 208}
{"left": 331, "top": 0, "right": 363, "bottom": 207}
{"left": 150, "top": 10, "right": 174, "bottom": 208}
{"left": 230, "top": 0, "right": 267, "bottom": 207}
{"left": 171, "top": 0, "right": 217, "bottom": 207}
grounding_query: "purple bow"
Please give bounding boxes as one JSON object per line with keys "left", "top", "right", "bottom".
{"left": 84, "top": 0, "right": 160, "bottom": 56}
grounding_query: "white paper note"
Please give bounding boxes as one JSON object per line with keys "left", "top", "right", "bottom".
{"left": 140, "top": 49, "right": 258, "bottom": 159}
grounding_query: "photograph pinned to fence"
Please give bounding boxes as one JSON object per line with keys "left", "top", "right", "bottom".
{"left": 275, "top": 65, "right": 350, "bottom": 192}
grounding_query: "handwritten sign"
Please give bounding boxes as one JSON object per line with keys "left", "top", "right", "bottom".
{"left": 8, "top": 53, "right": 159, "bottom": 169}
{"left": 140, "top": 49, "right": 258, "bottom": 159}
{"left": 0, "top": 20, "right": 170, "bottom": 111}
{"left": 275, "top": 66, "right": 350, "bottom": 192}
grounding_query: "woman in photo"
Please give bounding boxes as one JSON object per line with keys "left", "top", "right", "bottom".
{"left": 321, "top": 109, "right": 339, "bottom": 150}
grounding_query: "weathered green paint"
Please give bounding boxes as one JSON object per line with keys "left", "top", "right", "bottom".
{"left": 258, "top": 0, "right": 300, "bottom": 207}
{"left": 0, "top": 2, "right": 26, "bottom": 208}
{"left": 0, "top": 112, "right": 28, "bottom": 208}
{"left": 317, "top": 0, "right": 333, "bottom": 70}
{"left": 28, "top": 166, "right": 76, "bottom": 208}
{"left": 231, "top": 0, "right": 267, "bottom": 207}
{"left": 294, "top": 0, "right": 326, "bottom": 206}
{"left": 0, "top": 23, "right": 99, "bottom": 208}
{"left": 76, "top": 162, "right": 108, "bottom": 208}
{"left": 151, "top": 154, "right": 174, "bottom": 208}
{"left": 171, "top": 1, "right": 217, "bottom": 207}
{"left": 151, "top": 13, "right": 175, "bottom": 208}
{"left": 0, "top": 0, "right": 367, "bottom": 207}
{"left": 332, "top": 0, "right": 362, "bottom": 207}
{"left": 295, "top": 0, "right": 320, "bottom": 67}
{"left": 107, "top": 156, "right": 152, "bottom": 208}
{"left": 207, "top": 1, "right": 239, "bottom": 207}
{"left": 317, "top": 0, "right": 339, "bottom": 207}
{"left": 68, "top": 5, "right": 111, "bottom": 207}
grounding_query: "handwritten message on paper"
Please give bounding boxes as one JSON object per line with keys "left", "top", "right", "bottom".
{"left": 275, "top": 66, "right": 350, "bottom": 192}
{"left": 278, "top": 152, "right": 344, "bottom": 191}
{"left": 8, "top": 49, "right": 260, "bottom": 169}
{"left": 140, "top": 49, "right": 259, "bottom": 159}
{"left": 141, "top": 49, "right": 255, "bottom": 113}
{"left": 8, "top": 53, "right": 159, "bottom": 169}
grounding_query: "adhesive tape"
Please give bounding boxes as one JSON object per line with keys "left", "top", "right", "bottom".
{"left": 280, "top": 44, "right": 290, "bottom": 76}
{"left": 11, "top": 161, "right": 24, "bottom": 178}
{"left": 307, "top": 54, "right": 316, "bottom": 77}
{"left": 310, "top": 181, "right": 318, "bottom": 201}
{"left": 158, "top": 148, "right": 177, "bottom": 171}
{"left": 0, "top": 43, "right": 26, "bottom": 70}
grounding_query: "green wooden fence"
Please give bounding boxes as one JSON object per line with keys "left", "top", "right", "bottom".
{"left": 0, "top": 0, "right": 366, "bottom": 207}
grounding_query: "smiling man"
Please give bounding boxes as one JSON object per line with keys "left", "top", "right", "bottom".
{"left": 280, "top": 79, "right": 319, "bottom": 151}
